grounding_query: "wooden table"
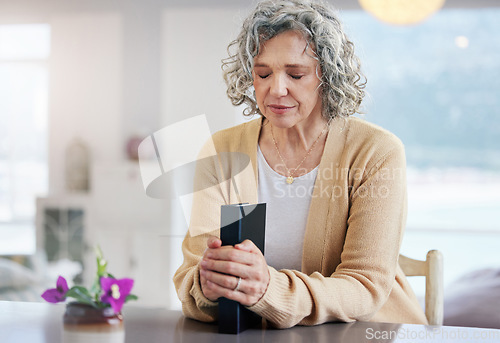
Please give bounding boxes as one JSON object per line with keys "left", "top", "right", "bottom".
{"left": 1, "top": 301, "right": 499, "bottom": 342}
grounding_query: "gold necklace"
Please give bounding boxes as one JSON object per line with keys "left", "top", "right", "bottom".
{"left": 270, "top": 120, "right": 330, "bottom": 184}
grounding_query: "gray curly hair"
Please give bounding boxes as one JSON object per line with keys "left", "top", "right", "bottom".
{"left": 222, "top": 0, "right": 366, "bottom": 120}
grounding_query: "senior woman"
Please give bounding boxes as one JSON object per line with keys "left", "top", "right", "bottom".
{"left": 174, "top": 0, "right": 427, "bottom": 328}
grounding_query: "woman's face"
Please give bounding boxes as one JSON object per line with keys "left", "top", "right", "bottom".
{"left": 252, "top": 30, "right": 323, "bottom": 129}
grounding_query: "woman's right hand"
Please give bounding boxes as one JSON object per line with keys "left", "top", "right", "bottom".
{"left": 199, "top": 236, "right": 223, "bottom": 301}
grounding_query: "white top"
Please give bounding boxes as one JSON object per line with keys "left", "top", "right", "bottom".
{"left": 257, "top": 145, "right": 318, "bottom": 271}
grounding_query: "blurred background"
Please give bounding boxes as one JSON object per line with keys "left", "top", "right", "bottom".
{"left": 0, "top": 0, "right": 499, "bottom": 322}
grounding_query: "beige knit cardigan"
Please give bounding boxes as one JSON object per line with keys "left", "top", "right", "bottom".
{"left": 173, "top": 116, "right": 428, "bottom": 328}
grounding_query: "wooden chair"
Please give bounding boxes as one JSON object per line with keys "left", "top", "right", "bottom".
{"left": 399, "top": 250, "right": 443, "bottom": 326}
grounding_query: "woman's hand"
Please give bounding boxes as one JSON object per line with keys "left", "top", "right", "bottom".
{"left": 199, "top": 236, "right": 269, "bottom": 306}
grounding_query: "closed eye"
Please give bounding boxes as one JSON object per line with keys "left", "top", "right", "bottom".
{"left": 290, "top": 75, "right": 303, "bottom": 80}
{"left": 258, "top": 74, "right": 270, "bottom": 79}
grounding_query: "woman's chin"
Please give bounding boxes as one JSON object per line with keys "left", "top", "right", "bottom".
{"left": 264, "top": 114, "right": 298, "bottom": 128}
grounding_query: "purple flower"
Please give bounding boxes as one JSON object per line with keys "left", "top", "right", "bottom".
{"left": 41, "top": 276, "right": 69, "bottom": 303}
{"left": 100, "top": 277, "right": 134, "bottom": 313}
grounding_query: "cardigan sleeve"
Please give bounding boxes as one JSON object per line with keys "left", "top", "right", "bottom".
{"left": 173, "top": 230, "right": 219, "bottom": 322}
{"left": 247, "top": 144, "right": 407, "bottom": 328}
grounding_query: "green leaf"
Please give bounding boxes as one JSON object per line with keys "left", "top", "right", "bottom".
{"left": 125, "top": 294, "right": 138, "bottom": 302}
{"left": 95, "top": 245, "right": 108, "bottom": 277}
{"left": 66, "top": 286, "right": 97, "bottom": 307}
{"left": 89, "top": 278, "right": 101, "bottom": 296}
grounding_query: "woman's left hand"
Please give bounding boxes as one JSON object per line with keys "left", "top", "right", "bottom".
{"left": 200, "top": 237, "right": 269, "bottom": 306}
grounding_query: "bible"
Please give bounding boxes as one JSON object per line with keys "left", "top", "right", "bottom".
{"left": 218, "top": 203, "right": 266, "bottom": 334}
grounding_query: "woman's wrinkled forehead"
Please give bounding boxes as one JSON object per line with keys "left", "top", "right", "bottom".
{"left": 256, "top": 29, "right": 316, "bottom": 58}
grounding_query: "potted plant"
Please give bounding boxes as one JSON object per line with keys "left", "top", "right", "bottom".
{"left": 41, "top": 247, "right": 137, "bottom": 341}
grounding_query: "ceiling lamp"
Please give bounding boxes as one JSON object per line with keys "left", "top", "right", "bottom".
{"left": 358, "top": 0, "right": 446, "bottom": 26}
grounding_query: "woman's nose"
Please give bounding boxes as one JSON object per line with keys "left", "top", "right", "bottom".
{"left": 269, "top": 74, "right": 288, "bottom": 97}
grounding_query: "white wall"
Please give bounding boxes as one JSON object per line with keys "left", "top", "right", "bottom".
{"left": 49, "top": 13, "right": 123, "bottom": 194}
{"left": 161, "top": 7, "right": 250, "bottom": 132}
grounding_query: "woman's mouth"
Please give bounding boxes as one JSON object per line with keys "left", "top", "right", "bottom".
{"left": 268, "top": 104, "right": 294, "bottom": 115}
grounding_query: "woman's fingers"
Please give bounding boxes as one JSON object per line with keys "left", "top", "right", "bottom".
{"left": 202, "top": 271, "right": 268, "bottom": 306}
{"left": 234, "top": 239, "right": 258, "bottom": 253}
{"left": 199, "top": 267, "right": 220, "bottom": 302}
{"left": 200, "top": 236, "right": 224, "bottom": 301}
{"left": 200, "top": 237, "right": 270, "bottom": 306}
{"left": 205, "top": 245, "right": 256, "bottom": 265}
{"left": 201, "top": 258, "right": 252, "bottom": 279}
{"left": 201, "top": 269, "right": 240, "bottom": 290}
{"left": 204, "top": 278, "right": 246, "bottom": 303}
{"left": 206, "top": 236, "right": 222, "bottom": 249}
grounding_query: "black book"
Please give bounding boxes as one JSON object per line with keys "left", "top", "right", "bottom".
{"left": 218, "top": 203, "right": 266, "bottom": 334}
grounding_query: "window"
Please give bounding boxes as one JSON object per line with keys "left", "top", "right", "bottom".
{"left": 0, "top": 24, "right": 50, "bottom": 254}
{"left": 342, "top": 8, "right": 500, "bottom": 296}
